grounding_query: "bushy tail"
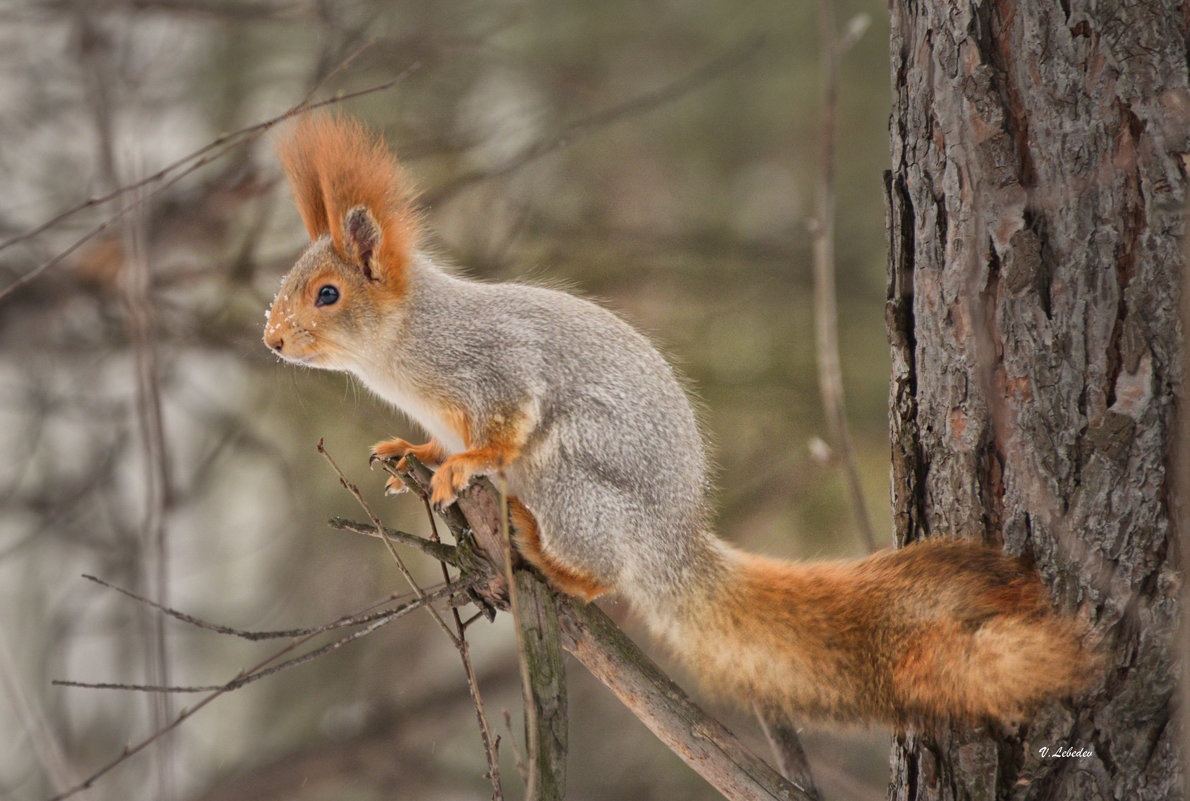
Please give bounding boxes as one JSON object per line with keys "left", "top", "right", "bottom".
{"left": 658, "top": 539, "right": 1098, "bottom": 725}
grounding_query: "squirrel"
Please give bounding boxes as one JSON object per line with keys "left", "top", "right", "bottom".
{"left": 263, "top": 113, "right": 1098, "bottom": 726}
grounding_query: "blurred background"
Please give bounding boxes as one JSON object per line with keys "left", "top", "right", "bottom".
{"left": 0, "top": 1, "right": 893, "bottom": 799}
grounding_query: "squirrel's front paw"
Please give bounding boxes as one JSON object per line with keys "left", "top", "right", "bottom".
{"left": 429, "top": 460, "right": 473, "bottom": 510}
{"left": 370, "top": 437, "right": 447, "bottom": 474}
{"left": 370, "top": 437, "right": 414, "bottom": 470}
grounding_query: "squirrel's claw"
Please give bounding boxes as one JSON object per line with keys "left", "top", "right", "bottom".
{"left": 371, "top": 451, "right": 410, "bottom": 474}
{"left": 384, "top": 475, "right": 409, "bottom": 496}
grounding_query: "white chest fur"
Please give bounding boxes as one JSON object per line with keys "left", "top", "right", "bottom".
{"left": 355, "top": 366, "right": 467, "bottom": 455}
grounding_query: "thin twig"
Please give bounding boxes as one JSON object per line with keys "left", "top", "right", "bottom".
{"left": 74, "top": 11, "right": 176, "bottom": 794}
{"left": 54, "top": 587, "right": 457, "bottom": 694}
{"left": 316, "top": 439, "right": 460, "bottom": 645}
{"left": 125, "top": 125, "right": 178, "bottom": 801}
{"left": 413, "top": 471, "right": 504, "bottom": 801}
{"left": 328, "top": 517, "right": 459, "bottom": 565}
{"left": 758, "top": 3, "right": 871, "bottom": 788}
{"left": 332, "top": 445, "right": 507, "bottom": 800}
{"left": 455, "top": 631, "right": 505, "bottom": 801}
{"left": 0, "top": 39, "right": 376, "bottom": 258}
{"left": 754, "top": 706, "right": 822, "bottom": 801}
{"left": 79, "top": 573, "right": 464, "bottom": 640}
{"left": 398, "top": 458, "right": 793, "bottom": 800}
{"left": 810, "top": 0, "right": 876, "bottom": 553}
{"left": 503, "top": 709, "right": 530, "bottom": 786}
{"left": 390, "top": 456, "right": 569, "bottom": 800}
{"left": 0, "top": 625, "right": 79, "bottom": 794}
{"left": 45, "top": 581, "right": 454, "bottom": 801}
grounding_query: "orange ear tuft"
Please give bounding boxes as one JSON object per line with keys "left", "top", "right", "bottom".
{"left": 276, "top": 113, "right": 419, "bottom": 283}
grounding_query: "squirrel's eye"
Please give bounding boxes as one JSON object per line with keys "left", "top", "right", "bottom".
{"left": 315, "top": 285, "right": 340, "bottom": 307}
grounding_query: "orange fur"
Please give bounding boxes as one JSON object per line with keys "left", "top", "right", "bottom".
{"left": 508, "top": 497, "right": 609, "bottom": 601}
{"left": 371, "top": 437, "right": 448, "bottom": 468}
{"left": 371, "top": 437, "right": 448, "bottom": 495}
{"left": 429, "top": 404, "right": 535, "bottom": 508}
{"left": 441, "top": 406, "right": 473, "bottom": 448}
{"left": 264, "top": 114, "right": 1098, "bottom": 729}
{"left": 276, "top": 114, "right": 419, "bottom": 286}
{"left": 678, "top": 540, "right": 1098, "bottom": 725}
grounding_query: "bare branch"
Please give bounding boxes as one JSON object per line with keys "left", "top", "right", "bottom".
{"left": 387, "top": 457, "right": 808, "bottom": 801}
{"left": 377, "top": 455, "right": 568, "bottom": 799}
{"left": 483, "top": 476, "right": 567, "bottom": 801}
{"left": 490, "top": 479, "right": 542, "bottom": 800}
{"left": 810, "top": 0, "right": 876, "bottom": 552}
{"left": 421, "top": 34, "right": 765, "bottom": 207}
{"left": 316, "top": 439, "right": 460, "bottom": 645}
{"left": 502, "top": 709, "right": 530, "bottom": 785}
{"left": 79, "top": 573, "right": 465, "bottom": 640}
{"left": 511, "top": 568, "right": 567, "bottom": 800}
{"left": 378, "top": 458, "right": 527, "bottom": 800}
{"left": 74, "top": 9, "right": 176, "bottom": 794}
{"left": 754, "top": 708, "right": 822, "bottom": 801}
{"left": 453, "top": 631, "right": 505, "bottom": 801}
{"left": 554, "top": 599, "right": 811, "bottom": 801}
{"left": 54, "top": 584, "right": 460, "bottom": 694}
{"left": 378, "top": 462, "right": 506, "bottom": 800}
{"left": 745, "top": 3, "right": 867, "bottom": 791}
{"left": 45, "top": 577, "right": 460, "bottom": 801}
{"left": 328, "top": 517, "right": 460, "bottom": 565}
{"left": 0, "top": 38, "right": 376, "bottom": 258}
{"left": 0, "top": 55, "right": 419, "bottom": 303}
{"left": 387, "top": 455, "right": 509, "bottom": 605}
{"left": 0, "top": 626, "right": 79, "bottom": 795}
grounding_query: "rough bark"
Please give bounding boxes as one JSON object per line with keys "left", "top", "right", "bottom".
{"left": 885, "top": 1, "right": 1189, "bottom": 799}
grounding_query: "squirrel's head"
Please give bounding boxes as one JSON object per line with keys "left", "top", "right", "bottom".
{"left": 264, "top": 213, "right": 396, "bottom": 371}
{"left": 264, "top": 114, "right": 418, "bottom": 372}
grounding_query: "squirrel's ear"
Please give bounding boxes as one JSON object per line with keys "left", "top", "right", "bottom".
{"left": 343, "top": 206, "right": 381, "bottom": 281}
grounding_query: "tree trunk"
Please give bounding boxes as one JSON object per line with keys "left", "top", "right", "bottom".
{"left": 885, "top": 1, "right": 1188, "bottom": 800}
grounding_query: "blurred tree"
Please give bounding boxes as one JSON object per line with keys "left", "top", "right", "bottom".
{"left": 0, "top": 3, "right": 898, "bottom": 800}
{"left": 885, "top": 1, "right": 1186, "bottom": 799}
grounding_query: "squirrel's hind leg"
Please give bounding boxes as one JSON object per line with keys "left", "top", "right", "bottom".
{"left": 507, "top": 497, "right": 609, "bottom": 601}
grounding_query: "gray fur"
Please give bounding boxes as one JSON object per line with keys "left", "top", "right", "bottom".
{"left": 357, "top": 252, "right": 727, "bottom": 609}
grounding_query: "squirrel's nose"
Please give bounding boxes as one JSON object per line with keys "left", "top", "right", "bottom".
{"left": 264, "top": 329, "right": 284, "bottom": 353}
